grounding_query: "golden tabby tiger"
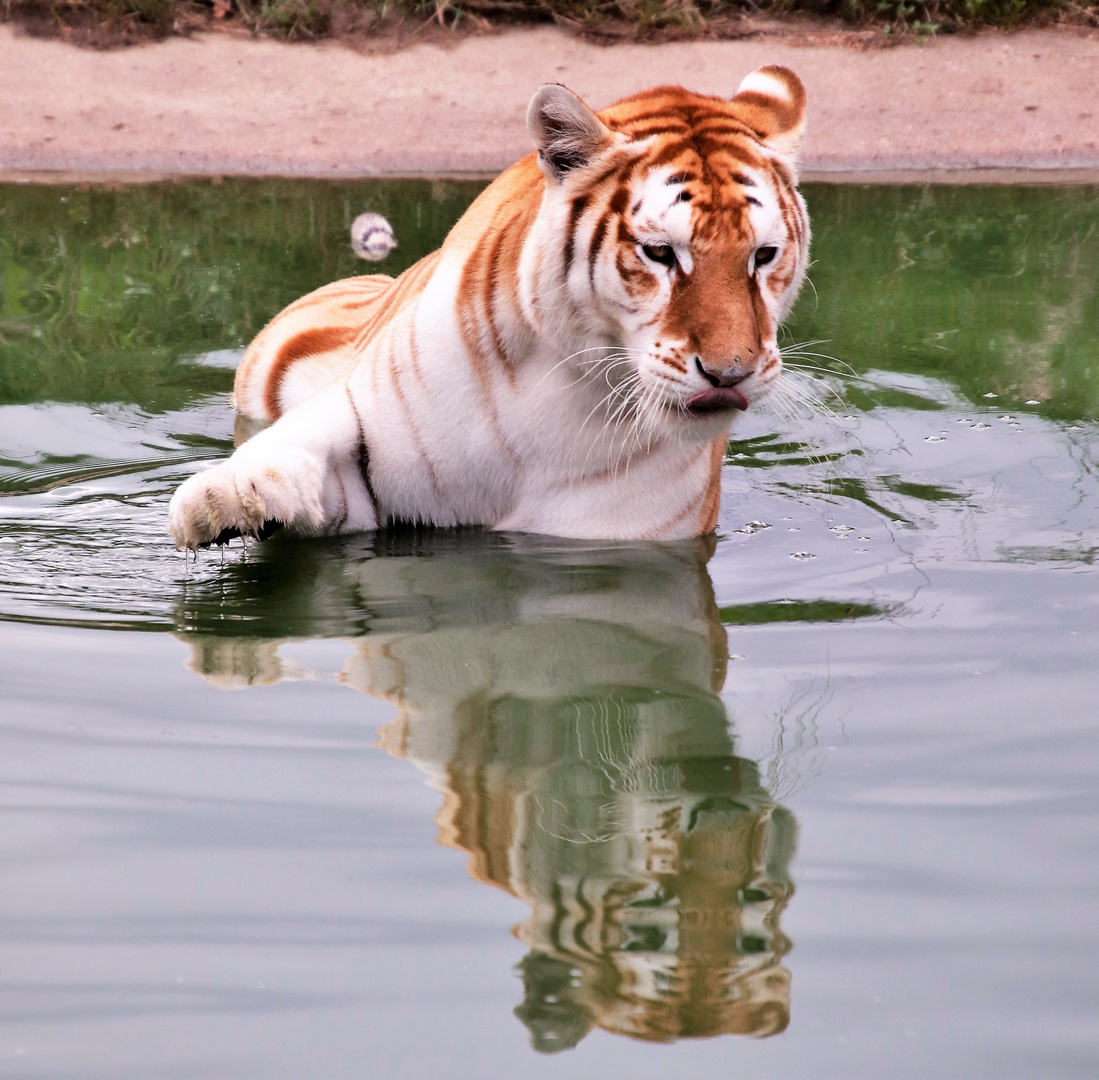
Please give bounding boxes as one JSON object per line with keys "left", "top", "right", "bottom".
{"left": 169, "top": 68, "right": 810, "bottom": 548}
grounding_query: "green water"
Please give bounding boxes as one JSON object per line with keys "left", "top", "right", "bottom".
{"left": 0, "top": 179, "right": 1096, "bottom": 1078}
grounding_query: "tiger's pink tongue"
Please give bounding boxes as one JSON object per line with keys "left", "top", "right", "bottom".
{"left": 686, "top": 387, "right": 749, "bottom": 413}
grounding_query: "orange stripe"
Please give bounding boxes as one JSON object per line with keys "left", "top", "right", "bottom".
{"left": 353, "top": 252, "right": 441, "bottom": 351}
{"left": 653, "top": 490, "right": 704, "bottom": 540}
{"left": 264, "top": 325, "right": 357, "bottom": 420}
{"left": 387, "top": 353, "right": 446, "bottom": 505}
{"left": 235, "top": 276, "right": 393, "bottom": 397}
{"left": 696, "top": 435, "right": 726, "bottom": 535}
{"left": 405, "top": 318, "right": 424, "bottom": 386}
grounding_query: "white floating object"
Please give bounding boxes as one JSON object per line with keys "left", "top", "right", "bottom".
{"left": 350, "top": 212, "right": 397, "bottom": 261}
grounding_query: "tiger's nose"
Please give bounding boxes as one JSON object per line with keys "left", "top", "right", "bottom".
{"left": 695, "top": 355, "right": 753, "bottom": 388}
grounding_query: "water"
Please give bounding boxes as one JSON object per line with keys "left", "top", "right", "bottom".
{"left": 0, "top": 179, "right": 1097, "bottom": 1078}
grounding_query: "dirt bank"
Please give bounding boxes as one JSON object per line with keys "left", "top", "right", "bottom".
{"left": 2, "top": 24, "right": 1097, "bottom": 179}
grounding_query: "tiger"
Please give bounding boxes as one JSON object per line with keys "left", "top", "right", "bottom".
{"left": 168, "top": 67, "right": 810, "bottom": 549}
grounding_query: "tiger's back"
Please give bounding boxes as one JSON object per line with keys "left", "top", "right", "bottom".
{"left": 231, "top": 161, "right": 545, "bottom": 425}
{"left": 233, "top": 274, "right": 392, "bottom": 421}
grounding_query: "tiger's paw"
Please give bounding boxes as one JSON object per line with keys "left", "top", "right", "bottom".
{"left": 168, "top": 450, "right": 326, "bottom": 551}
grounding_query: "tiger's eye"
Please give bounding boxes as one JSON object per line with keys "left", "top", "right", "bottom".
{"left": 754, "top": 246, "right": 778, "bottom": 268}
{"left": 641, "top": 243, "right": 677, "bottom": 269}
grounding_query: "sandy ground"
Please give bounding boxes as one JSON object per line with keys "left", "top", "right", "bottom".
{"left": 1, "top": 24, "right": 1098, "bottom": 180}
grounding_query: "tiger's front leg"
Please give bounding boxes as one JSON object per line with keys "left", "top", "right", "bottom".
{"left": 168, "top": 383, "right": 377, "bottom": 550}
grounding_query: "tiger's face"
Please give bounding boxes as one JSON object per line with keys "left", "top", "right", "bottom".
{"left": 525, "top": 69, "right": 810, "bottom": 445}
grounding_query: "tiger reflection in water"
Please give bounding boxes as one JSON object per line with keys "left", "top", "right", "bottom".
{"left": 183, "top": 532, "right": 797, "bottom": 1050}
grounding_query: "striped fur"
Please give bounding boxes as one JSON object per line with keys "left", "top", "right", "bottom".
{"left": 169, "top": 67, "right": 810, "bottom": 549}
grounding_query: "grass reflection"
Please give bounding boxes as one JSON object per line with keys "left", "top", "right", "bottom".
{"left": 0, "top": 178, "right": 484, "bottom": 412}
{"left": 1, "top": 180, "right": 1096, "bottom": 419}
{"left": 719, "top": 598, "right": 896, "bottom": 625}
{"left": 790, "top": 184, "right": 1099, "bottom": 420}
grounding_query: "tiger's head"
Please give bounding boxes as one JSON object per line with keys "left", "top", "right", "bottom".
{"left": 522, "top": 68, "right": 810, "bottom": 444}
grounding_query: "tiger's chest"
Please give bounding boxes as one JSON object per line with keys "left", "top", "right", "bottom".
{"left": 347, "top": 319, "right": 723, "bottom": 540}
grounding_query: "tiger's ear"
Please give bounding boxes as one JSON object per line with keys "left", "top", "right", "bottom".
{"left": 527, "top": 84, "right": 611, "bottom": 182}
{"left": 731, "top": 66, "right": 807, "bottom": 164}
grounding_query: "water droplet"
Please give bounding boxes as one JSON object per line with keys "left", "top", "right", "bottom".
{"left": 790, "top": 552, "right": 815, "bottom": 561}
{"left": 957, "top": 418, "right": 971, "bottom": 424}
{"left": 998, "top": 415, "right": 1016, "bottom": 422}
{"left": 829, "top": 525, "right": 854, "bottom": 533}
{"left": 925, "top": 435, "right": 945, "bottom": 443}
{"left": 787, "top": 527, "right": 801, "bottom": 532}
{"left": 983, "top": 392, "right": 998, "bottom": 398}
{"left": 972, "top": 423, "right": 991, "bottom": 430}
{"left": 854, "top": 548, "right": 868, "bottom": 553}
{"left": 1025, "top": 399, "right": 1040, "bottom": 405}
{"left": 735, "top": 520, "right": 772, "bottom": 535}
{"left": 858, "top": 536, "right": 871, "bottom": 541}
{"left": 729, "top": 653, "right": 746, "bottom": 662}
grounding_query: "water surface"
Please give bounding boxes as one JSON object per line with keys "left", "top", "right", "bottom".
{"left": 0, "top": 179, "right": 1097, "bottom": 1078}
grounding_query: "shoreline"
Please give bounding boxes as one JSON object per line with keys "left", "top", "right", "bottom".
{"left": 3, "top": 168, "right": 1099, "bottom": 186}
{"left": 8, "top": 168, "right": 1099, "bottom": 186}
{"left": 3, "top": 24, "right": 1098, "bottom": 182}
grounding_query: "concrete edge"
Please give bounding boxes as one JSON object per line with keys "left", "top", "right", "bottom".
{"left": 3, "top": 167, "right": 1098, "bottom": 187}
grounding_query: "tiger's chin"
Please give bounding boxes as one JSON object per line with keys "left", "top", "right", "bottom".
{"left": 640, "top": 400, "right": 741, "bottom": 447}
